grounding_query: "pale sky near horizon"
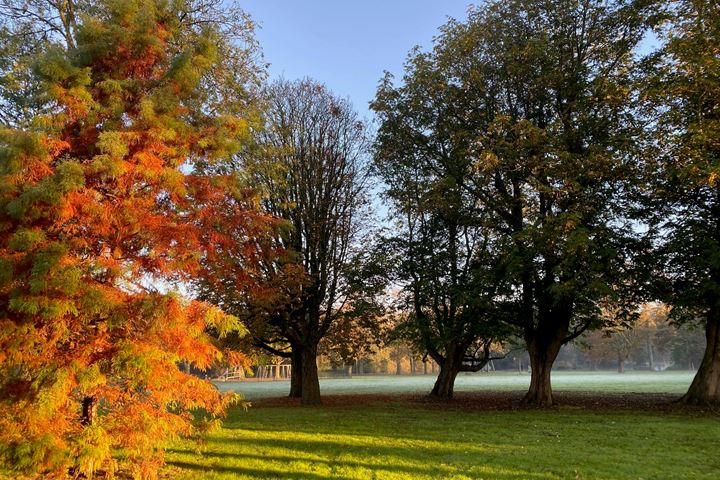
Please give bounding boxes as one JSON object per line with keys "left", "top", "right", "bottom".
{"left": 242, "top": 1, "right": 473, "bottom": 122}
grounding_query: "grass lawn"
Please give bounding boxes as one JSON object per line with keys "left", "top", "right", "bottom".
{"left": 166, "top": 371, "right": 720, "bottom": 480}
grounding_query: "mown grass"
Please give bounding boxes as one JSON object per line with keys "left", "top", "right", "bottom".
{"left": 167, "top": 372, "right": 720, "bottom": 480}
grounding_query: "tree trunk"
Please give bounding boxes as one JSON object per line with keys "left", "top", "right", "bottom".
{"left": 430, "top": 347, "right": 464, "bottom": 399}
{"left": 430, "top": 365, "right": 460, "bottom": 399}
{"left": 289, "top": 346, "right": 303, "bottom": 398}
{"left": 681, "top": 314, "right": 720, "bottom": 405}
{"left": 618, "top": 354, "right": 625, "bottom": 374}
{"left": 81, "top": 396, "right": 97, "bottom": 426}
{"left": 395, "top": 359, "right": 402, "bottom": 375}
{"left": 423, "top": 360, "right": 428, "bottom": 375}
{"left": 647, "top": 336, "right": 655, "bottom": 371}
{"left": 300, "top": 344, "right": 321, "bottom": 406}
{"left": 523, "top": 335, "right": 564, "bottom": 407}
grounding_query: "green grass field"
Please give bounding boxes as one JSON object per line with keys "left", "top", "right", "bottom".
{"left": 166, "top": 371, "right": 720, "bottom": 480}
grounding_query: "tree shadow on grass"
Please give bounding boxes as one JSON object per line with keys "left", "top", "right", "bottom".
{"left": 221, "top": 407, "right": 523, "bottom": 447}
{"left": 170, "top": 392, "right": 720, "bottom": 480}
{"left": 167, "top": 460, "right": 343, "bottom": 480}
{"left": 166, "top": 434, "right": 554, "bottom": 480}
{"left": 167, "top": 448, "right": 555, "bottom": 480}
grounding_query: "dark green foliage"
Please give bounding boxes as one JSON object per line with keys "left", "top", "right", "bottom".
{"left": 641, "top": 0, "right": 720, "bottom": 404}
{"left": 374, "top": 0, "right": 650, "bottom": 404}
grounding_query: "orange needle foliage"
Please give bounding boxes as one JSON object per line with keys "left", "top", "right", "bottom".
{"left": 0, "top": 1, "right": 268, "bottom": 478}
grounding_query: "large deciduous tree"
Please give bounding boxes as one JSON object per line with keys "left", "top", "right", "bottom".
{"left": 199, "top": 79, "right": 371, "bottom": 405}
{"left": 459, "top": 0, "right": 648, "bottom": 407}
{"left": 0, "top": 0, "right": 265, "bottom": 477}
{"left": 642, "top": 0, "right": 720, "bottom": 405}
{"left": 374, "top": 0, "right": 648, "bottom": 405}
{"left": 372, "top": 62, "right": 512, "bottom": 398}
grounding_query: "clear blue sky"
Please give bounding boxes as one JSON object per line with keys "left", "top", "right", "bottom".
{"left": 242, "top": 0, "right": 473, "bottom": 122}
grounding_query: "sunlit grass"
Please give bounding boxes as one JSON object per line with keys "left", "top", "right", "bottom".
{"left": 167, "top": 399, "right": 720, "bottom": 480}
{"left": 167, "top": 372, "right": 720, "bottom": 480}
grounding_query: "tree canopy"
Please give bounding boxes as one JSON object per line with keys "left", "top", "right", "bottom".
{"left": 641, "top": 0, "right": 720, "bottom": 404}
{"left": 0, "top": 0, "right": 267, "bottom": 477}
{"left": 197, "top": 78, "right": 373, "bottom": 405}
{"left": 373, "top": 0, "right": 651, "bottom": 405}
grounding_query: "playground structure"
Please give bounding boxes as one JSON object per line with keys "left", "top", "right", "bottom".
{"left": 214, "top": 364, "right": 291, "bottom": 382}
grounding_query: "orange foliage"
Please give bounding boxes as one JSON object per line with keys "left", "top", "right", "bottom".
{"left": 0, "top": 1, "right": 267, "bottom": 478}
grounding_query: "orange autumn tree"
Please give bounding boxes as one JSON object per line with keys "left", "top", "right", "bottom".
{"left": 0, "top": 1, "right": 266, "bottom": 478}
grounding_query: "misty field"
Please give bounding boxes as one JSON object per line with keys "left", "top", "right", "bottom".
{"left": 213, "top": 371, "right": 697, "bottom": 399}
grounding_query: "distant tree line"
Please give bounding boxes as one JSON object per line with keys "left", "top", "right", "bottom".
{"left": 311, "top": 301, "right": 704, "bottom": 376}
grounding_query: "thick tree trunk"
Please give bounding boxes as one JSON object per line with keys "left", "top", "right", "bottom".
{"left": 618, "top": 354, "right": 625, "bottom": 374}
{"left": 289, "top": 346, "right": 303, "bottom": 398}
{"left": 81, "top": 396, "right": 97, "bottom": 426}
{"left": 429, "top": 347, "right": 465, "bottom": 399}
{"left": 300, "top": 344, "right": 321, "bottom": 406}
{"left": 430, "top": 363, "right": 460, "bottom": 399}
{"left": 523, "top": 335, "right": 564, "bottom": 407}
{"left": 395, "top": 359, "right": 401, "bottom": 375}
{"left": 681, "top": 315, "right": 720, "bottom": 405}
